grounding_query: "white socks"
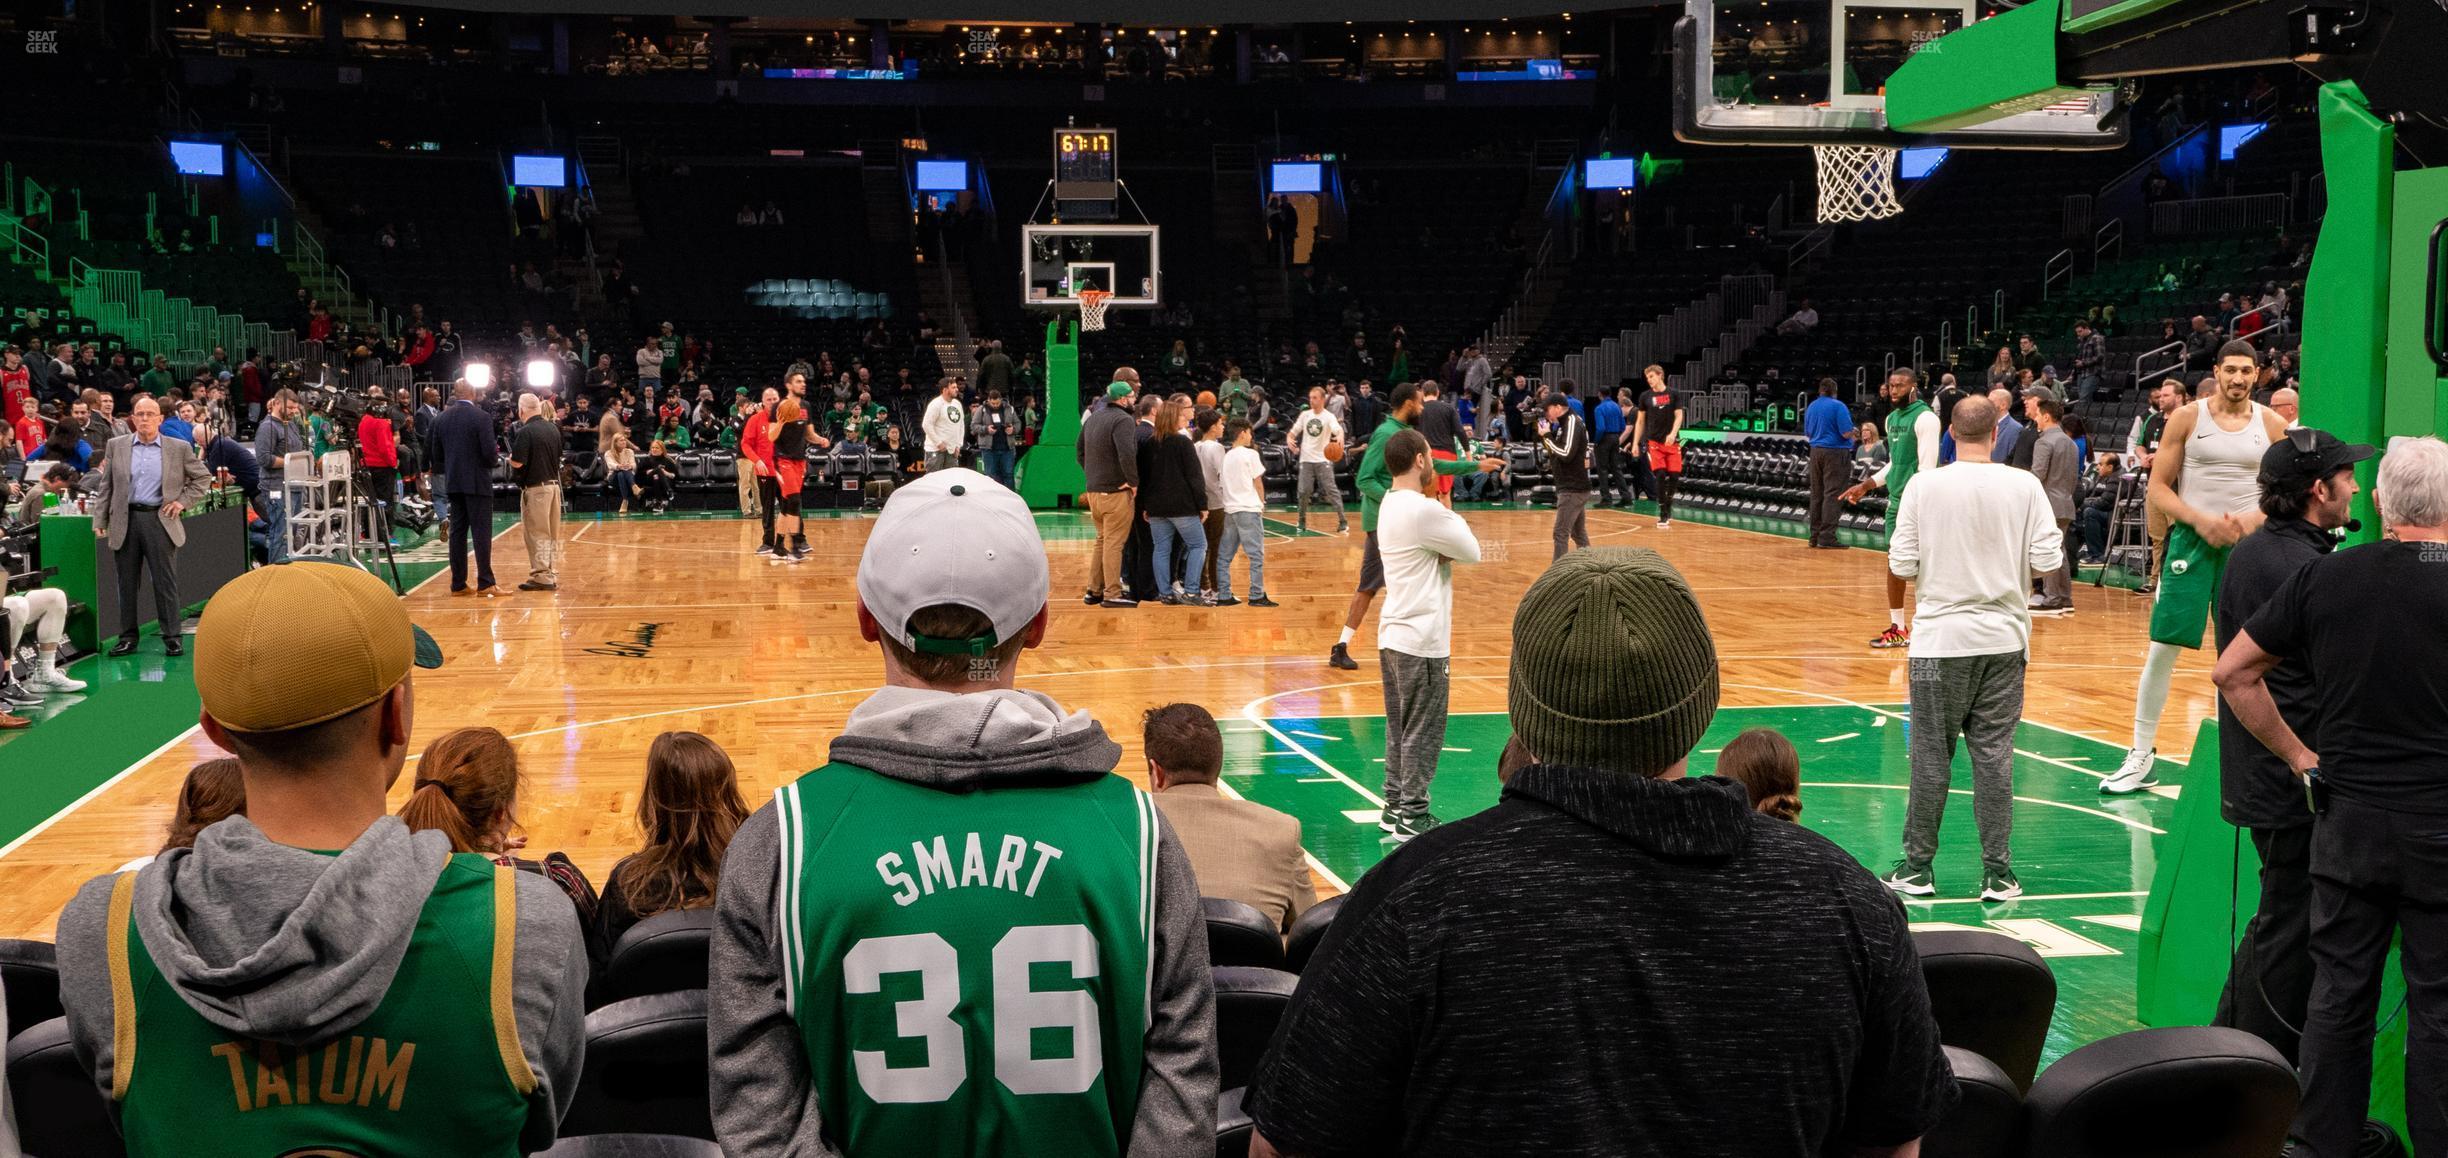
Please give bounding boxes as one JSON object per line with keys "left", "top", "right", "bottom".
{"left": 1889, "top": 607, "right": 1906, "bottom": 629}
{"left": 2131, "top": 641, "right": 2182, "bottom": 752}
{"left": 1338, "top": 626, "right": 1356, "bottom": 646}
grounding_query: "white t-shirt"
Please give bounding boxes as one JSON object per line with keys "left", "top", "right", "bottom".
{"left": 1221, "top": 445, "right": 1267, "bottom": 514}
{"left": 1293, "top": 409, "right": 1343, "bottom": 464}
{"left": 1888, "top": 461, "right": 2064, "bottom": 658}
{"left": 1376, "top": 489, "right": 1482, "bottom": 658}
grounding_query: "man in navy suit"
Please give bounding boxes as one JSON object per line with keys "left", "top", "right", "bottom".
{"left": 427, "top": 380, "right": 501, "bottom": 595}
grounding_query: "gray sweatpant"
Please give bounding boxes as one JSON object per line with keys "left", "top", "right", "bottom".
{"left": 1297, "top": 461, "right": 1344, "bottom": 527}
{"left": 1901, "top": 650, "right": 2026, "bottom": 874}
{"left": 1379, "top": 648, "right": 1451, "bottom": 820}
{"left": 1552, "top": 490, "right": 1591, "bottom": 560}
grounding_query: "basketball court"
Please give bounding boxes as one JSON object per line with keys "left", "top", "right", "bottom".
{"left": 0, "top": 501, "right": 2212, "bottom": 1070}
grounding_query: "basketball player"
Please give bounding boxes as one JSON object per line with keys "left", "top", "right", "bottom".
{"left": 1628, "top": 365, "right": 1685, "bottom": 527}
{"left": 2101, "top": 339, "right": 2289, "bottom": 794}
{"left": 1328, "top": 384, "right": 1503, "bottom": 672}
{"left": 708, "top": 469, "right": 1215, "bottom": 1155}
{"left": 1289, "top": 386, "right": 1347, "bottom": 534}
{"left": 1415, "top": 381, "right": 1467, "bottom": 507}
{"left": 1841, "top": 369, "right": 1942, "bottom": 650}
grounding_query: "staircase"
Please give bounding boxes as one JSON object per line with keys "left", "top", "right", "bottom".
{"left": 1213, "top": 144, "right": 1289, "bottom": 323}
{"left": 922, "top": 254, "right": 982, "bottom": 381}
{"left": 1476, "top": 144, "right": 1580, "bottom": 369}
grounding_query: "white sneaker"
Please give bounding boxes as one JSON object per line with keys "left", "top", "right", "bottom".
{"left": 29, "top": 667, "right": 87, "bottom": 693}
{"left": 2100, "top": 747, "right": 2160, "bottom": 795}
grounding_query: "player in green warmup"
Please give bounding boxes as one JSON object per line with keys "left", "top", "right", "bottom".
{"left": 710, "top": 467, "right": 1216, "bottom": 1157}
{"left": 52, "top": 564, "right": 589, "bottom": 1158}
{"left": 1842, "top": 368, "right": 1941, "bottom": 650}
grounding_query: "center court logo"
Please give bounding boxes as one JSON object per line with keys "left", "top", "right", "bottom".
{"left": 26, "top": 30, "right": 59, "bottom": 53}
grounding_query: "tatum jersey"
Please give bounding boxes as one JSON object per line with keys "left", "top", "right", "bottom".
{"left": 107, "top": 857, "right": 539, "bottom": 1157}
{"left": 776, "top": 763, "right": 1160, "bottom": 1157}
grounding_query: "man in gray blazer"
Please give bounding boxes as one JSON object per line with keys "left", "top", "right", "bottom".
{"left": 92, "top": 396, "right": 213, "bottom": 657}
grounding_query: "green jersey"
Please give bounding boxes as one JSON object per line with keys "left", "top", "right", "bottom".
{"left": 776, "top": 763, "right": 1158, "bottom": 1157}
{"left": 106, "top": 857, "right": 540, "bottom": 1157}
{"left": 1355, "top": 414, "right": 1479, "bottom": 532}
{"left": 659, "top": 335, "right": 680, "bottom": 375}
{"left": 1883, "top": 399, "right": 1932, "bottom": 498}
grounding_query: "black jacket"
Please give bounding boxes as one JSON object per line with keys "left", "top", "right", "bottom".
{"left": 429, "top": 399, "right": 499, "bottom": 495}
{"left": 2213, "top": 516, "right": 2332, "bottom": 829}
{"left": 1138, "top": 432, "right": 1208, "bottom": 518}
{"left": 1541, "top": 412, "right": 1591, "bottom": 493}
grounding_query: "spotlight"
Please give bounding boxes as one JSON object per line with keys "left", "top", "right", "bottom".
{"left": 464, "top": 363, "right": 493, "bottom": 391}
{"left": 525, "top": 359, "right": 556, "bottom": 389}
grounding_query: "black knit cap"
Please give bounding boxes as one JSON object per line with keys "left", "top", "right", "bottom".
{"left": 1508, "top": 548, "right": 1720, "bottom": 777}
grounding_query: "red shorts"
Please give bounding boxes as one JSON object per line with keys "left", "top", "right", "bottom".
{"left": 1645, "top": 442, "right": 1684, "bottom": 474}
{"left": 1431, "top": 448, "right": 1457, "bottom": 497}
{"left": 775, "top": 458, "right": 806, "bottom": 498}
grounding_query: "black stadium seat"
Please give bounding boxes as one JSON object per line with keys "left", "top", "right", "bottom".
{"left": 2, "top": 938, "right": 63, "bottom": 1038}
{"left": 1915, "top": 928, "right": 2058, "bottom": 1092}
{"left": 5, "top": 1016, "right": 125, "bottom": 1158}
{"left": 1925, "top": 1045, "right": 2023, "bottom": 1158}
{"left": 591, "top": 908, "right": 714, "bottom": 1009}
{"left": 1217, "top": 1086, "right": 1254, "bottom": 1158}
{"left": 1202, "top": 897, "right": 1285, "bottom": 970}
{"left": 1283, "top": 893, "right": 1346, "bottom": 974}
{"left": 561, "top": 990, "right": 715, "bottom": 1142}
{"left": 1212, "top": 965, "right": 1298, "bottom": 1091}
{"left": 540, "top": 1135, "right": 723, "bottom": 1158}
{"left": 2018, "top": 1026, "right": 2298, "bottom": 1158}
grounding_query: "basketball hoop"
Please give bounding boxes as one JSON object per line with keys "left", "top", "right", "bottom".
{"left": 1077, "top": 288, "right": 1113, "bottom": 332}
{"left": 1813, "top": 144, "right": 1905, "bottom": 224}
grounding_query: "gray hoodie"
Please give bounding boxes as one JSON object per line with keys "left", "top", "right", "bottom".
{"left": 54, "top": 816, "right": 590, "bottom": 1154}
{"left": 710, "top": 685, "right": 1218, "bottom": 1156}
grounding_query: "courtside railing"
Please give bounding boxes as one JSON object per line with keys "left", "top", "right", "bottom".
{"left": 2149, "top": 193, "right": 2292, "bottom": 235}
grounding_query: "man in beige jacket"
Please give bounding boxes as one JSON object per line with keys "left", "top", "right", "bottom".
{"left": 1145, "top": 703, "right": 1316, "bottom": 930}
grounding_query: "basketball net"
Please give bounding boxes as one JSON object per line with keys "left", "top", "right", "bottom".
{"left": 1813, "top": 144, "right": 1904, "bottom": 224}
{"left": 1077, "top": 288, "right": 1113, "bottom": 332}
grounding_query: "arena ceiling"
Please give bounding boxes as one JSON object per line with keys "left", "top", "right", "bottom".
{"left": 377, "top": 0, "right": 1670, "bottom": 20}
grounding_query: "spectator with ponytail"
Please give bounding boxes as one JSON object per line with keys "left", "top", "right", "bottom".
{"left": 596, "top": 731, "right": 750, "bottom": 946}
{"left": 116, "top": 758, "right": 249, "bottom": 871}
{"left": 1718, "top": 727, "right": 1804, "bottom": 822}
{"left": 401, "top": 726, "right": 605, "bottom": 965}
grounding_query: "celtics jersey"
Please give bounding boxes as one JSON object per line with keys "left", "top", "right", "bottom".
{"left": 777, "top": 763, "right": 1158, "bottom": 1157}
{"left": 1885, "top": 399, "right": 1932, "bottom": 496}
{"left": 107, "top": 856, "right": 538, "bottom": 1157}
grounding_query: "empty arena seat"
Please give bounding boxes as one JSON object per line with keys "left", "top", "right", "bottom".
{"left": 1916, "top": 928, "right": 2057, "bottom": 1092}
{"left": 6, "top": 1016, "right": 125, "bottom": 1158}
{"left": 2, "top": 938, "right": 62, "bottom": 1037}
{"left": 591, "top": 908, "right": 713, "bottom": 1009}
{"left": 1213, "top": 965, "right": 1297, "bottom": 1091}
{"left": 540, "top": 1135, "right": 724, "bottom": 1158}
{"left": 1217, "top": 1086, "right": 1254, "bottom": 1158}
{"left": 1203, "top": 897, "right": 1286, "bottom": 969}
{"left": 1925, "top": 1045, "right": 2023, "bottom": 1158}
{"left": 2018, "top": 1026, "right": 2298, "bottom": 1158}
{"left": 561, "top": 990, "right": 714, "bottom": 1142}
{"left": 1282, "top": 893, "right": 1347, "bottom": 974}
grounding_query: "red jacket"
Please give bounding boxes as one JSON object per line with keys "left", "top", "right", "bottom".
{"left": 403, "top": 332, "right": 436, "bottom": 367}
{"left": 357, "top": 410, "right": 399, "bottom": 468}
{"left": 237, "top": 363, "right": 265, "bottom": 405}
{"left": 740, "top": 408, "right": 776, "bottom": 477}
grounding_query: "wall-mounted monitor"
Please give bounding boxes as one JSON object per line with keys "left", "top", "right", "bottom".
{"left": 1585, "top": 157, "right": 1639, "bottom": 190}
{"left": 913, "top": 160, "right": 968, "bottom": 192}
{"left": 2217, "top": 123, "right": 2268, "bottom": 162}
{"left": 168, "top": 140, "right": 226, "bottom": 178}
{"left": 510, "top": 154, "right": 566, "bottom": 188}
{"left": 1269, "top": 162, "right": 1325, "bottom": 195}
{"left": 1898, "top": 147, "right": 1950, "bottom": 180}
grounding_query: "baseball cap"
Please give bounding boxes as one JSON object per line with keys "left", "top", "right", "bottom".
{"left": 195, "top": 563, "right": 442, "bottom": 733}
{"left": 856, "top": 468, "right": 1049, "bottom": 656}
{"left": 2021, "top": 382, "right": 2063, "bottom": 405}
{"left": 1105, "top": 381, "right": 1134, "bottom": 401}
{"left": 2258, "top": 427, "right": 2376, "bottom": 493}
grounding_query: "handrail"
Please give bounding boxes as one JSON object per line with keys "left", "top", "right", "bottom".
{"left": 2149, "top": 192, "right": 2293, "bottom": 235}
{"left": 1787, "top": 223, "right": 1833, "bottom": 272}
{"left": 2094, "top": 217, "right": 2125, "bottom": 264}
{"left": 2042, "top": 248, "right": 2075, "bottom": 301}
{"left": 2131, "top": 337, "right": 2187, "bottom": 385}
{"left": 2098, "top": 121, "right": 2212, "bottom": 203}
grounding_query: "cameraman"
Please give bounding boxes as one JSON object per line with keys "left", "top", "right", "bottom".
{"left": 356, "top": 384, "right": 401, "bottom": 540}
{"left": 194, "top": 423, "right": 265, "bottom": 563}
{"left": 2213, "top": 436, "right": 2448, "bottom": 1156}
{"left": 253, "top": 389, "right": 307, "bottom": 564}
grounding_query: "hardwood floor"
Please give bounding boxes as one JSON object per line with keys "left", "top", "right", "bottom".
{"left": 0, "top": 506, "right": 2211, "bottom": 940}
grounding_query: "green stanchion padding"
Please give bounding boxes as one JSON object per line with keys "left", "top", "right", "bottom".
{"left": 2301, "top": 81, "right": 2396, "bottom": 546}
{"left": 1017, "top": 316, "right": 1086, "bottom": 510}
{"left": 2135, "top": 717, "right": 2408, "bottom": 1138}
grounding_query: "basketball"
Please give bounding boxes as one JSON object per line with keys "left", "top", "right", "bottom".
{"left": 1325, "top": 439, "right": 1345, "bottom": 463}
{"left": 1197, "top": 390, "right": 1217, "bottom": 409}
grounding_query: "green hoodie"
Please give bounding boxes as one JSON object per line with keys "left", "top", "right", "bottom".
{"left": 1356, "top": 412, "right": 1480, "bottom": 532}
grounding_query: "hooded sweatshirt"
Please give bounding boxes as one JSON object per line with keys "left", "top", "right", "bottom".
{"left": 710, "top": 685, "right": 1217, "bottom": 1157}
{"left": 54, "top": 815, "right": 589, "bottom": 1153}
{"left": 1244, "top": 766, "right": 1955, "bottom": 1157}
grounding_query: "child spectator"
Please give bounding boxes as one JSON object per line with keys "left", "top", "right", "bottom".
{"left": 1214, "top": 418, "right": 1275, "bottom": 607}
{"left": 1718, "top": 727, "right": 1804, "bottom": 822}
{"left": 597, "top": 731, "right": 750, "bottom": 947}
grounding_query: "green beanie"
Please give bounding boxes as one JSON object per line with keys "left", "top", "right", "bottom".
{"left": 1509, "top": 548, "right": 1719, "bottom": 777}
{"left": 1106, "top": 381, "right": 1134, "bottom": 400}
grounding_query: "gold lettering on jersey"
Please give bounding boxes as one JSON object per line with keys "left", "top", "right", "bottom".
{"left": 877, "top": 833, "right": 1067, "bottom": 905}
{"left": 211, "top": 1036, "right": 415, "bottom": 1113}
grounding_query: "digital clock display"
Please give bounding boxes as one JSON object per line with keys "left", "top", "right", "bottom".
{"left": 1054, "top": 129, "right": 1118, "bottom": 196}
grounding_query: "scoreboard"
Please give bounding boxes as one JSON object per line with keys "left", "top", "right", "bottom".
{"left": 1053, "top": 128, "right": 1118, "bottom": 201}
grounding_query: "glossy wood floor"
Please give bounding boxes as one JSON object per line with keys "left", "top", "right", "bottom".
{"left": 0, "top": 506, "right": 2213, "bottom": 940}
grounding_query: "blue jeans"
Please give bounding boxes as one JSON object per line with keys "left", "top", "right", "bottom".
{"left": 609, "top": 469, "right": 637, "bottom": 509}
{"left": 1216, "top": 511, "right": 1267, "bottom": 600}
{"left": 261, "top": 491, "right": 290, "bottom": 564}
{"left": 1149, "top": 515, "right": 1205, "bottom": 598}
{"left": 980, "top": 448, "right": 1017, "bottom": 488}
